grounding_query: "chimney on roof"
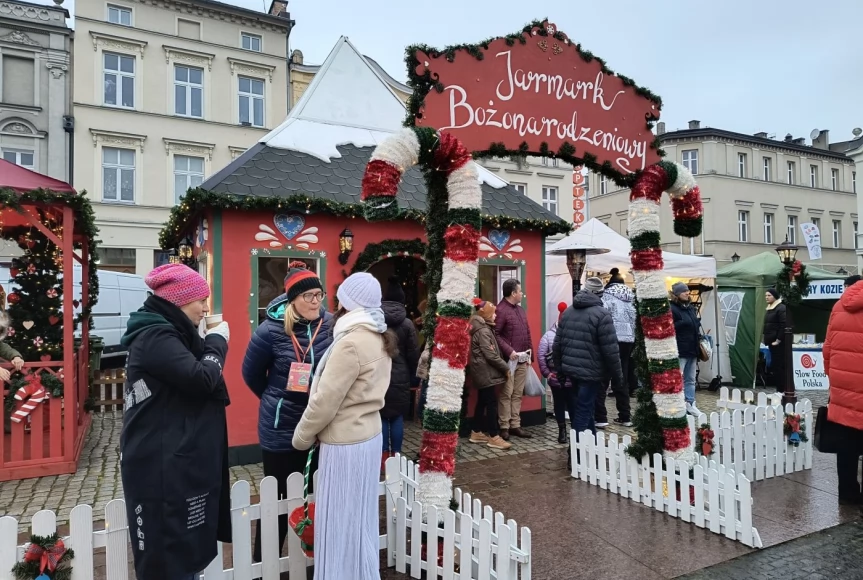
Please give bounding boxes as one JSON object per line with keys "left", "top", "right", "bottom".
{"left": 754, "top": 132, "right": 768, "bottom": 139}
{"left": 269, "top": 0, "right": 290, "bottom": 18}
{"left": 792, "top": 137, "right": 806, "bottom": 145}
{"left": 784, "top": 133, "right": 793, "bottom": 142}
{"left": 688, "top": 120, "right": 700, "bottom": 129}
{"left": 657, "top": 121, "right": 666, "bottom": 135}
{"left": 812, "top": 129, "right": 830, "bottom": 150}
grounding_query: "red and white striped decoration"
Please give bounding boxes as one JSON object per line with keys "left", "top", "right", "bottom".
{"left": 11, "top": 374, "right": 48, "bottom": 423}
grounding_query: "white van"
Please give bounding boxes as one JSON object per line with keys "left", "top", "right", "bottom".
{"left": 0, "top": 264, "right": 150, "bottom": 363}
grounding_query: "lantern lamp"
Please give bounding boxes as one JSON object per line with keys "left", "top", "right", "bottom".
{"left": 775, "top": 237, "right": 798, "bottom": 266}
{"left": 338, "top": 228, "right": 354, "bottom": 265}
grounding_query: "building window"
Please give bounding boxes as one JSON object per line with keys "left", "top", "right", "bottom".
{"left": 257, "top": 257, "right": 319, "bottom": 323}
{"left": 831, "top": 168, "right": 839, "bottom": 191}
{"left": 810, "top": 165, "right": 818, "bottom": 188}
{"left": 855, "top": 222, "right": 859, "bottom": 250}
{"left": 174, "top": 155, "right": 204, "bottom": 203}
{"left": 833, "top": 220, "right": 842, "bottom": 248}
{"left": 102, "top": 147, "right": 135, "bottom": 203}
{"left": 541, "top": 156, "right": 548, "bottom": 166}
{"left": 738, "top": 210, "right": 749, "bottom": 242}
{"left": 811, "top": 217, "right": 820, "bottom": 240}
{"left": 174, "top": 65, "right": 203, "bottom": 118}
{"left": 738, "top": 153, "right": 746, "bottom": 178}
{"left": 2, "top": 149, "right": 34, "bottom": 170}
{"left": 238, "top": 76, "right": 265, "bottom": 127}
{"left": 599, "top": 175, "right": 609, "bottom": 195}
{"left": 477, "top": 264, "right": 520, "bottom": 305}
{"left": 787, "top": 161, "right": 795, "bottom": 185}
{"left": 682, "top": 149, "right": 698, "bottom": 175}
{"left": 242, "top": 32, "right": 262, "bottom": 52}
{"left": 787, "top": 215, "right": 798, "bottom": 245}
{"left": 763, "top": 213, "right": 773, "bottom": 245}
{"left": 854, "top": 172, "right": 857, "bottom": 194}
{"left": 551, "top": 158, "right": 559, "bottom": 168}
{"left": 107, "top": 4, "right": 132, "bottom": 25}
{"left": 763, "top": 157, "right": 772, "bottom": 181}
{"left": 511, "top": 182, "right": 527, "bottom": 196}
{"left": 103, "top": 52, "right": 135, "bottom": 108}
{"left": 2, "top": 56, "right": 35, "bottom": 106}
{"left": 177, "top": 19, "right": 201, "bottom": 40}
{"left": 99, "top": 248, "right": 137, "bottom": 274}
{"left": 541, "top": 186, "right": 558, "bottom": 216}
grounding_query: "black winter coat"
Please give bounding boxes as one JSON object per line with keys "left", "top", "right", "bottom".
{"left": 381, "top": 301, "right": 420, "bottom": 418}
{"left": 763, "top": 302, "right": 789, "bottom": 345}
{"left": 670, "top": 298, "right": 701, "bottom": 359}
{"left": 242, "top": 295, "right": 333, "bottom": 452}
{"left": 119, "top": 295, "right": 231, "bottom": 580}
{"left": 552, "top": 291, "right": 623, "bottom": 387}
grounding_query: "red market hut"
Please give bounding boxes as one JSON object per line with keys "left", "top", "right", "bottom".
{"left": 0, "top": 160, "right": 98, "bottom": 481}
{"left": 160, "top": 37, "right": 569, "bottom": 464}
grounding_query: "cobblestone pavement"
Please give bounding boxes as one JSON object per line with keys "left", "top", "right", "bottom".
{"left": 677, "top": 521, "right": 863, "bottom": 580}
{"left": 0, "top": 388, "right": 827, "bottom": 531}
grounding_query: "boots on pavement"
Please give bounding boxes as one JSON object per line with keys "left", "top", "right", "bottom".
{"left": 510, "top": 427, "right": 532, "bottom": 438}
{"left": 557, "top": 422, "right": 567, "bottom": 444}
{"left": 500, "top": 428, "right": 510, "bottom": 441}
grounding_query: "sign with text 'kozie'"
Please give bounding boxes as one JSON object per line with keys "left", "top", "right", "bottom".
{"left": 792, "top": 349, "right": 829, "bottom": 390}
{"left": 412, "top": 21, "right": 662, "bottom": 177}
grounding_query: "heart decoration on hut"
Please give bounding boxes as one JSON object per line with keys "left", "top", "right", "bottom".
{"left": 40, "top": 355, "right": 51, "bottom": 362}
{"left": 22, "top": 321, "right": 34, "bottom": 330}
{"left": 48, "top": 316, "right": 60, "bottom": 326}
{"left": 72, "top": 299, "right": 80, "bottom": 308}
{"left": 487, "top": 229, "right": 510, "bottom": 251}
{"left": 273, "top": 214, "right": 306, "bottom": 241}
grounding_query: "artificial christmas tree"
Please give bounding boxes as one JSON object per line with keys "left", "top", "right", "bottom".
{"left": 6, "top": 222, "right": 64, "bottom": 362}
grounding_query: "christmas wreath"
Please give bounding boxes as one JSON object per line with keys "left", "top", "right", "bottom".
{"left": 784, "top": 413, "right": 808, "bottom": 446}
{"left": 695, "top": 424, "right": 715, "bottom": 456}
{"left": 361, "top": 127, "right": 480, "bottom": 516}
{"left": 11, "top": 534, "right": 74, "bottom": 580}
{"left": 775, "top": 260, "right": 811, "bottom": 306}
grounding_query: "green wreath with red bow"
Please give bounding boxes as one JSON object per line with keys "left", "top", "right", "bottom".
{"left": 775, "top": 260, "right": 811, "bottom": 306}
{"left": 11, "top": 534, "right": 74, "bottom": 580}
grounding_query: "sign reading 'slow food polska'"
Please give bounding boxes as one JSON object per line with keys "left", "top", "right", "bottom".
{"left": 409, "top": 20, "right": 663, "bottom": 180}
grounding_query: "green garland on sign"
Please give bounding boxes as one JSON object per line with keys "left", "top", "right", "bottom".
{"left": 626, "top": 296, "right": 665, "bottom": 461}
{"left": 350, "top": 238, "right": 428, "bottom": 274}
{"left": 0, "top": 188, "right": 99, "bottom": 327}
{"left": 775, "top": 260, "right": 811, "bottom": 306}
{"left": 404, "top": 18, "right": 664, "bottom": 189}
{"left": 160, "top": 188, "right": 571, "bottom": 249}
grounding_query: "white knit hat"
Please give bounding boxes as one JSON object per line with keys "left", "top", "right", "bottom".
{"left": 337, "top": 272, "right": 382, "bottom": 311}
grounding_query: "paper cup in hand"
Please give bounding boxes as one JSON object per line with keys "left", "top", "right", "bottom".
{"left": 205, "top": 314, "right": 223, "bottom": 330}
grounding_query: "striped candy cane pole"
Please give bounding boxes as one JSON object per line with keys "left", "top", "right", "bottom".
{"left": 628, "top": 161, "right": 703, "bottom": 463}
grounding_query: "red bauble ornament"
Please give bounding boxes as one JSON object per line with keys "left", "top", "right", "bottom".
{"left": 7, "top": 292, "right": 19, "bottom": 304}
{"left": 10, "top": 268, "right": 19, "bottom": 277}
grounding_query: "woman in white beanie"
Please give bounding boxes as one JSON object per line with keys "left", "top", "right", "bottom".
{"left": 292, "top": 272, "right": 397, "bottom": 579}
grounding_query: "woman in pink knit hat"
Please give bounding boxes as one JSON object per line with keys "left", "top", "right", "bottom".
{"left": 119, "top": 263, "right": 232, "bottom": 580}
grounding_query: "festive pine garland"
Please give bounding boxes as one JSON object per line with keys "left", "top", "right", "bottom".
{"left": 11, "top": 534, "right": 74, "bottom": 580}
{"left": 628, "top": 161, "right": 703, "bottom": 465}
{"left": 361, "top": 127, "right": 481, "bottom": 516}
{"left": 775, "top": 260, "right": 811, "bottom": 306}
{"left": 784, "top": 413, "right": 808, "bottom": 446}
{"left": 695, "top": 424, "right": 715, "bottom": 456}
{"left": 350, "top": 238, "right": 428, "bottom": 274}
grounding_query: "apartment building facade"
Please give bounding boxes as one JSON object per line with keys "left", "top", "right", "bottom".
{"left": 73, "top": 0, "right": 292, "bottom": 274}
{"left": 587, "top": 121, "right": 858, "bottom": 273}
{"left": 288, "top": 49, "right": 575, "bottom": 240}
{"left": 0, "top": 0, "right": 71, "bottom": 181}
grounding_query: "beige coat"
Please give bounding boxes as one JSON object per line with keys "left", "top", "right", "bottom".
{"left": 292, "top": 309, "right": 392, "bottom": 449}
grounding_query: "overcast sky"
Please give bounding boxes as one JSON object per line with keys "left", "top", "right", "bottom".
{"left": 48, "top": 0, "right": 862, "bottom": 144}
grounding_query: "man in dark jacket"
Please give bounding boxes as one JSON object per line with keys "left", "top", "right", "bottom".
{"left": 671, "top": 281, "right": 702, "bottom": 415}
{"left": 552, "top": 277, "right": 623, "bottom": 438}
{"left": 120, "top": 264, "right": 231, "bottom": 580}
{"left": 495, "top": 278, "right": 534, "bottom": 440}
{"left": 381, "top": 277, "right": 420, "bottom": 465}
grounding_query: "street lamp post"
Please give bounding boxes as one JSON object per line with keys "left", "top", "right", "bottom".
{"left": 775, "top": 237, "right": 798, "bottom": 406}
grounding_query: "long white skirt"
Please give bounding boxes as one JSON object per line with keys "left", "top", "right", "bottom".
{"left": 314, "top": 432, "right": 382, "bottom": 580}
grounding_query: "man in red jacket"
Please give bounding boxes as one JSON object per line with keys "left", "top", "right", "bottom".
{"left": 823, "top": 275, "right": 863, "bottom": 504}
{"left": 495, "top": 279, "right": 534, "bottom": 441}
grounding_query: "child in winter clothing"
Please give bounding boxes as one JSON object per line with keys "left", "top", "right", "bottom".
{"left": 538, "top": 302, "right": 576, "bottom": 444}
{"left": 467, "top": 299, "right": 512, "bottom": 450}
{"left": 0, "top": 310, "right": 25, "bottom": 382}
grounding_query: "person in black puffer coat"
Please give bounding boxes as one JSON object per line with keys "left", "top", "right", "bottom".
{"left": 241, "top": 262, "right": 333, "bottom": 562}
{"left": 552, "top": 277, "right": 622, "bottom": 438}
{"left": 380, "top": 276, "right": 420, "bottom": 468}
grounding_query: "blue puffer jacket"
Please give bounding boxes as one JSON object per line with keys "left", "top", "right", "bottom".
{"left": 242, "top": 294, "right": 333, "bottom": 452}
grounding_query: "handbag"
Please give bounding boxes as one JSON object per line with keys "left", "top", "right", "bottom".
{"left": 288, "top": 446, "right": 316, "bottom": 557}
{"left": 697, "top": 330, "right": 712, "bottom": 363}
{"left": 814, "top": 406, "right": 855, "bottom": 454}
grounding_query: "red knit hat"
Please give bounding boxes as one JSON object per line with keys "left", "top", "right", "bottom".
{"left": 145, "top": 263, "right": 210, "bottom": 307}
{"left": 284, "top": 261, "right": 323, "bottom": 303}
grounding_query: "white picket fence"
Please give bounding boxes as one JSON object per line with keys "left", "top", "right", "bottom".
{"left": 692, "top": 392, "right": 814, "bottom": 482}
{"left": 716, "top": 387, "right": 782, "bottom": 411}
{"left": 569, "top": 430, "right": 763, "bottom": 548}
{"left": 0, "top": 455, "right": 530, "bottom": 580}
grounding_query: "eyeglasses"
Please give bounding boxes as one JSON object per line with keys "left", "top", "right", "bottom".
{"left": 301, "top": 292, "right": 326, "bottom": 303}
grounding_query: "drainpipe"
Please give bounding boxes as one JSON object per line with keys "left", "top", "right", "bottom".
{"left": 63, "top": 115, "right": 74, "bottom": 185}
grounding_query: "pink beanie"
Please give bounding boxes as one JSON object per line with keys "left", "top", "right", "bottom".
{"left": 145, "top": 263, "right": 210, "bottom": 307}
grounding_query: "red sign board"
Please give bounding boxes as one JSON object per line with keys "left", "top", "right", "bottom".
{"left": 412, "top": 21, "right": 661, "bottom": 176}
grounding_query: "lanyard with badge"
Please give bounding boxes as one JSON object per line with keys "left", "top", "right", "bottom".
{"left": 286, "top": 319, "right": 324, "bottom": 393}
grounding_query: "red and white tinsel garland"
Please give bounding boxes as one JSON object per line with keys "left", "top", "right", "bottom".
{"left": 629, "top": 161, "right": 703, "bottom": 464}
{"left": 361, "top": 128, "right": 481, "bottom": 515}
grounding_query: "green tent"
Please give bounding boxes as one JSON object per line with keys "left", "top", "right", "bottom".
{"left": 715, "top": 252, "right": 839, "bottom": 388}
